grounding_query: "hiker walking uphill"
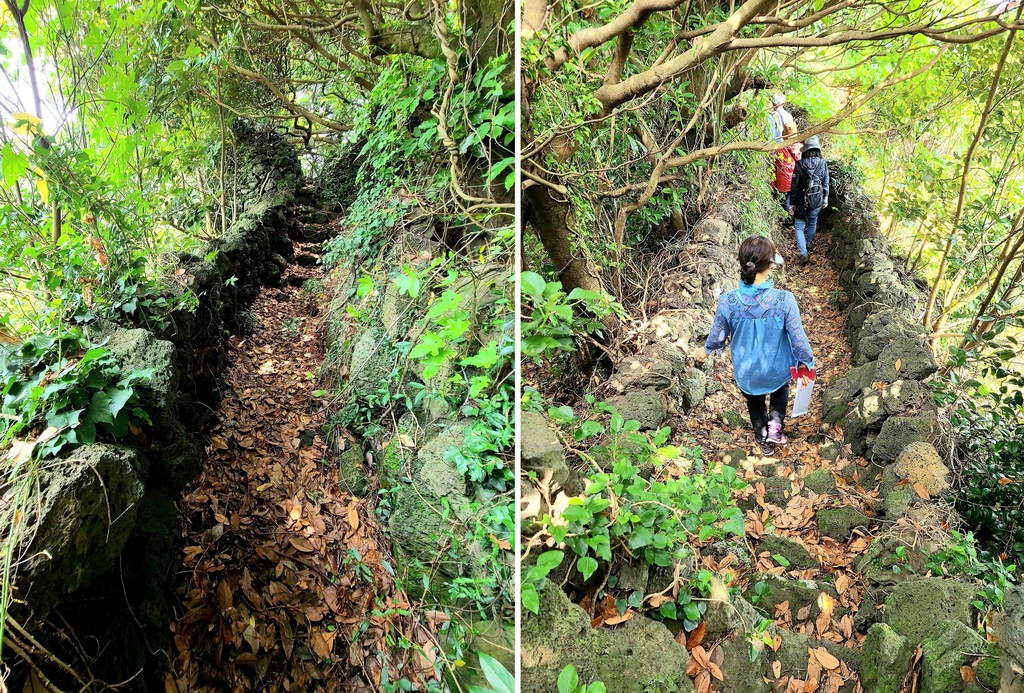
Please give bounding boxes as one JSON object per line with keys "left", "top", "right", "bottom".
{"left": 790, "top": 135, "right": 830, "bottom": 265}
{"left": 768, "top": 93, "right": 795, "bottom": 143}
{"left": 772, "top": 122, "right": 802, "bottom": 220}
{"left": 693, "top": 237, "right": 815, "bottom": 457}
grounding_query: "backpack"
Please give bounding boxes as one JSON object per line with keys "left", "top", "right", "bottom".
{"left": 802, "top": 158, "right": 825, "bottom": 210}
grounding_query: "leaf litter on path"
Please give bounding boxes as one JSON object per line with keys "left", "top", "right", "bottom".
{"left": 166, "top": 243, "right": 439, "bottom": 692}
{"left": 679, "top": 232, "right": 884, "bottom": 690}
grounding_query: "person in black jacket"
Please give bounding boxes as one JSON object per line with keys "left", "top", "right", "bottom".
{"left": 789, "top": 136, "right": 829, "bottom": 265}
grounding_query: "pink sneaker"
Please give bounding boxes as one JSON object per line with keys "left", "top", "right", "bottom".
{"left": 766, "top": 422, "right": 787, "bottom": 445}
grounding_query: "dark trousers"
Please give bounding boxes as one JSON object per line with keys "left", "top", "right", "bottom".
{"left": 742, "top": 384, "right": 789, "bottom": 442}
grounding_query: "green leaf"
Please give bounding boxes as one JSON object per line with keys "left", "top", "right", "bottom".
{"left": 629, "top": 527, "right": 653, "bottom": 549}
{"left": 773, "top": 554, "right": 791, "bottom": 567}
{"left": 478, "top": 652, "right": 514, "bottom": 693}
{"left": 521, "top": 272, "right": 548, "bottom": 300}
{"left": 356, "top": 276, "right": 374, "bottom": 297}
{"left": 535, "top": 550, "right": 565, "bottom": 574}
{"left": 87, "top": 391, "right": 114, "bottom": 425}
{"left": 557, "top": 665, "right": 580, "bottom": 693}
{"left": 577, "top": 556, "right": 598, "bottom": 581}
{"left": 106, "top": 387, "right": 133, "bottom": 419}
{"left": 460, "top": 342, "right": 499, "bottom": 368}
{"left": 1, "top": 143, "right": 29, "bottom": 186}
{"left": 522, "top": 581, "right": 540, "bottom": 614}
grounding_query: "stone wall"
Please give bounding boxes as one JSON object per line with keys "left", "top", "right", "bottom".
{"left": 819, "top": 164, "right": 946, "bottom": 502}
{"left": 598, "top": 204, "right": 743, "bottom": 425}
{"left": 5, "top": 122, "right": 302, "bottom": 690}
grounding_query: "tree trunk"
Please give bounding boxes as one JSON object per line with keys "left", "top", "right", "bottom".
{"left": 525, "top": 185, "right": 605, "bottom": 294}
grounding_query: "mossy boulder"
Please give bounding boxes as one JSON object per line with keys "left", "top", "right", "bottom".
{"left": 872, "top": 410, "right": 938, "bottom": 462}
{"left": 721, "top": 409, "right": 747, "bottom": 428}
{"left": 743, "top": 576, "right": 839, "bottom": 623}
{"left": 703, "top": 593, "right": 760, "bottom": 640}
{"left": 816, "top": 506, "right": 871, "bottom": 540}
{"left": 521, "top": 582, "right": 696, "bottom": 693}
{"left": 878, "top": 466, "right": 914, "bottom": 519}
{"left": 861, "top": 623, "right": 913, "bottom": 693}
{"left": 774, "top": 629, "right": 861, "bottom": 686}
{"left": 349, "top": 327, "right": 394, "bottom": 391}
{"left": 875, "top": 339, "right": 938, "bottom": 384}
{"left": 606, "top": 387, "right": 667, "bottom": 431}
{"left": 338, "top": 446, "right": 368, "bottom": 496}
{"left": 883, "top": 578, "right": 977, "bottom": 643}
{"left": 520, "top": 411, "right": 569, "bottom": 486}
{"left": 710, "top": 429, "right": 735, "bottom": 445}
{"left": 921, "top": 620, "right": 987, "bottom": 693}
{"left": 15, "top": 445, "right": 146, "bottom": 618}
{"left": 388, "top": 423, "right": 477, "bottom": 593}
{"left": 678, "top": 367, "right": 707, "bottom": 412}
{"left": 853, "top": 309, "right": 926, "bottom": 365}
{"left": 739, "top": 476, "right": 793, "bottom": 511}
{"left": 759, "top": 534, "right": 818, "bottom": 571}
{"left": 820, "top": 442, "right": 841, "bottom": 463}
{"left": 892, "top": 442, "right": 948, "bottom": 496}
{"left": 804, "top": 469, "right": 838, "bottom": 496}
{"left": 85, "top": 322, "right": 178, "bottom": 426}
{"left": 823, "top": 361, "right": 877, "bottom": 424}
{"left": 718, "top": 633, "right": 770, "bottom": 693}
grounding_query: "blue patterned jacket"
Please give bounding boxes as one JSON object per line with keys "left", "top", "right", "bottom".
{"left": 703, "top": 281, "right": 815, "bottom": 395}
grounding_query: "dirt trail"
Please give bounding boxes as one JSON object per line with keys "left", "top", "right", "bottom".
{"left": 682, "top": 227, "right": 882, "bottom": 653}
{"left": 164, "top": 242, "right": 409, "bottom": 692}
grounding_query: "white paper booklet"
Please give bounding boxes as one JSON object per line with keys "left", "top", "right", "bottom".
{"left": 791, "top": 377, "right": 814, "bottom": 418}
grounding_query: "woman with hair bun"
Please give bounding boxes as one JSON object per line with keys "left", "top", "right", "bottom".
{"left": 693, "top": 237, "right": 815, "bottom": 456}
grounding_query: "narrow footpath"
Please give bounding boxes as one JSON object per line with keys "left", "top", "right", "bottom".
{"left": 163, "top": 241, "right": 417, "bottom": 692}
{"left": 684, "top": 228, "right": 883, "bottom": 658}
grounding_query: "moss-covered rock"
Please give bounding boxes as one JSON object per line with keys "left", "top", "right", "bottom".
{"left": 861, "top": 623, "right": 913, "bottom": 693}
{"left": 822, "top": 361, "right": 877, "bottom": 424}
{"left": 349, "top": 327, "right": 394, "bottom": 391}
{"left": 853, "top": 309, "right": 926, "bottom": 365}
{"left": 388, "top": 423, "right": 475, "bottom": 591}
{"left": 521, "top": 582, "right": 696, "bottom": 693}
{"left": 816, "top": 506, "right": 871, "bottom": 540}
{"left": 606, "top": 387, "right": 668, "bottom": 431}
{"left": 872, "top": 410, "right": 938, "bottom": 461}
{"left": 743, "top": 575, "right": 839, "bottom": 623}
{"left": 520, "top": 411, "right": 569, "bottom": 486}
{"left": 15, "top": 445, "right": 146, "bottom": 618}
{"left": 820, "top": 442, "right": 841, "bottom": 463}
{"left": 804, "top": 469, "right": 838, "bottom": 496}
{"left": 879, "top": 466, "right": 914, "bottom": 519}
{"left": 875, "top": 339, "right": 938, "bottom": 383}
{"left": 739, "top": 476, "right": 793, "bottom": 511}
{"left": 338, "top": 446, "right": 368, "bottom": 496}
{"left": 85, "top": 322, "right": 178, "bottom": 426}
{"left": 678, "top": 367, "right": 707, "bottom": 412}
{"left": 883, "top": 578, "right": 977, "bottom": 643}
{"left": 774, "top": 629, "right": 861, "bottom": 685}
{"left": 703, "top": 593, "right": 760, "bottom": 640}
{"left": 718, "top": 632, "right": 770, "bottom": 693}
{"left": 759, "top": 534, "right": 818, "bottom": 570}
{"left": 973, "top": 642, "right": 1002, "bottom": 690}
{"left": 921, "top": 620, "right": 987, "bottom": 693}
{"left": 892, "top": 442, "right": 948, "bottom": 496}
{"left": 721, "top": 409, "right": 747, "bottom": 429}
{"left": 710, "top": 429, "right": 736, "bottom": 445}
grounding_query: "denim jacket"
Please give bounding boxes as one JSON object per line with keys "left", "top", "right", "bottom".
{"left": 704, "top": 281, "right": 815, "bottom": 395}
